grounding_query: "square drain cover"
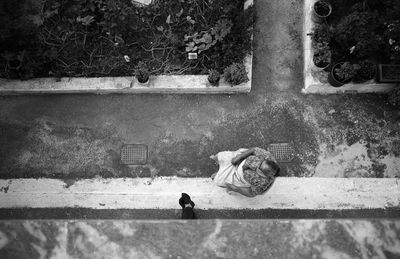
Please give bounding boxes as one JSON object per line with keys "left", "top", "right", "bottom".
{"left": 121, "top": 144, "right": 148, "bottom": 165}
{"left": 268, "top": 143, "right": 295, "bottom": 162}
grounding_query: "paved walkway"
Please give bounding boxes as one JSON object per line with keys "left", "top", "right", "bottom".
{"left": 0, "top": 0, "right": 399, "bottom": 179}
{"left": 1, "top": 219, "right": 400, "bottom": 258}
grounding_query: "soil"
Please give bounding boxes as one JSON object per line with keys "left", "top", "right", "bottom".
{"left": 0, "top": 0, "right": 254, "bottom": 79}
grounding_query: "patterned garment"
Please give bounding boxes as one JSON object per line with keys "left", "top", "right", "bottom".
{"left": 242, "top": 147, "right": 277, "bottom": 195}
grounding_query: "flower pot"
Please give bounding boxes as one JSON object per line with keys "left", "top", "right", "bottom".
{"left": 313, "top": 55, "right": 330, "bottom": 70}
{"left": 136, "top": 77, "right": 149, "bottom": 87}
{"left": 313, "top": 1, "right": 332, "bottom": 23}
{"left": 328, "top": 63, "right": 352, "bottom": 87}
{"left": 353, "top": 65, "right": 376, "bottom": 83}
{"left": 208, "top": 78, "right": 220, "bottom": 87}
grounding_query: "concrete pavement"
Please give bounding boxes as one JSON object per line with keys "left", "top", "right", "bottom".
{"left": 0, "top": 0, "right": 399, "bottom": 179}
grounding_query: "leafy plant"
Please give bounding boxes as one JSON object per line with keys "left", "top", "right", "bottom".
{"left": 388, "top": 87, "right": 400, "bottom": 107}
{"left": 135, "top": 61, "right": 149, "bottom": 83}
{"left": 384, "top": 21, "right": 400, "bottom": 63}
{"left": 356, "top": 60, "right": 376, "bottom": 80}
{"left": 223, "top": 62, "right": 248, "bottom": 86}
{"left": 333, "top": 10, "right": 384, "bottom": 58}
{"left": 208, "top": 69, "right": 220, "bottom": 86}
{"left": 185, "top": 19, "right": 233, "bottom": 53}
{"left": 313, "top": 42, "right": 331, "bottom": 66}
{"left": 311, "top": 23, "right": 332, "bottom": 47}
{"left": 334, "top": 62, "right": 361, "bottom": 81}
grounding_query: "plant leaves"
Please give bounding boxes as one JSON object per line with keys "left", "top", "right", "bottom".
{"left": 77, "top": 15, "right": 95, "bottom": 26}
{"left": 176, "top": 8, "right": 183, "bottom": 18}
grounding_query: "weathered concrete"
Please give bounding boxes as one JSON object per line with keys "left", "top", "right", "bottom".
{"left": 0, "top": 219, "right": 400, "bottom": 259}
{"left": 0, "top": 56, "right": 252, "bottom": 94}
{"left": 0, "top": 178, "right": 398, "bottom": 210}
{"left": 0, "top": 0, "right": 399, "bottom": 179}
{"left": 302, "top": 0, "right": 397, "bottom": 94}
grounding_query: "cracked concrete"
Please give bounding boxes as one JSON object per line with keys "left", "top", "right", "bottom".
{"left": 0, "top": 0, "right": 399, "bottom": 179}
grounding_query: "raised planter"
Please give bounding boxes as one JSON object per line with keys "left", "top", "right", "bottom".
{"left": 0, "top": 0, "right": 253, "bottom": 95}
{"left": 378, "top": 64, "right": 400, "bottom": 83}
{"left": 302, "top": 0, "right": 397, "bottom": 94}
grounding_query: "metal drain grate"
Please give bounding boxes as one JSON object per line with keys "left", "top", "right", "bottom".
{"left": 120, "top": 144, "right": 148, "bottom": 165}
{"left": 268, "top": 143, "right": 295, "bottom": 162}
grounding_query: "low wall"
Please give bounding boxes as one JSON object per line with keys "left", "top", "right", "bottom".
{"left": 1, "top": 177, "right": 398, "bottom": 210}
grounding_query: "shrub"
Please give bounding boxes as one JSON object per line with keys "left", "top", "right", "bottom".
{"left": 333, "top": 11, "right": 384, "bottom": 58}
{"left": 223, "top": 62, "right": 249, "bottom": 86}
{"left": 334, "top": 62, "right": 360, "bottom": 81}
{"left": 313, "top": 42, "right": 331, "bottom": 67}
{"left": 311, "top": 23, "right": 332, "bottom": 47}
{"left": 388, "top": 87, "right": 400, "bottom": 107}
{"left": 208, "top": 69, "right": 220, "bottom": 86}
{"left": 356, "top": 60, "right": 376, "bottom": 80}
{"left": 135, "top": 61, "right": 149, "bottom": 83}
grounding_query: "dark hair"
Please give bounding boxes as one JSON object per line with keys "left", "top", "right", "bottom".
{"left": 265, "top": 160, "right": 280, "bottom": 175}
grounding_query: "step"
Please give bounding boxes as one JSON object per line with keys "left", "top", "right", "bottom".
{"left": 0, "top": 177, "right": 398, "bottom": 210}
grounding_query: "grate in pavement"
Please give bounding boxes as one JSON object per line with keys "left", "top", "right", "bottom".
{"left": 120, "top": 144, "right": 148, "bottom": 165}
{"left": 268, "top": 143, "right": 295, "bottom": 162}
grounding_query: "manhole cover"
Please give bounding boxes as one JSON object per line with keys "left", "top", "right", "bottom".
{"left": 120, "top": 144, "right": 148, "bottom": 165}
{"left": 268, "top": 143, "right": 295, "bottom": 162}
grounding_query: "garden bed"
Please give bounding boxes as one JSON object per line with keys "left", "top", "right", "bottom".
{"left": 302, "top": 0, "right": 398, "bottom": 94}
{"left": 0, "top": 0, "right": 253, "bottom": 94}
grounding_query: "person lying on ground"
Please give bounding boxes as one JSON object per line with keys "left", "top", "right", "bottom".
{"left": 210, "top": 147, "right": 280, "bottom": 197}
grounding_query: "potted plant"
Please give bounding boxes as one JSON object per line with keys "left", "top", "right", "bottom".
{"left": 310, "top": 23, "right": 332, "bottom": 46}
{"left": 135, "top": 61, "right": 150, "bottom": 85}
{"left": 313, "top": 42, "right": 331, "bottom": 69}
{"left": 208, "top": 69, "right": 221, "bottom": 86}
{"left": 313, "top": 1, "right": 332, "bottom": 22}
{"left": 328, "top": 62, "right": 360, "bottom": 87}
{"left": 223, "top": 62, "right": 249, "bottom": 86}
{"left": 388, "top": 87, "right": 400, "bottom": 107}
{"left": 353, "top": 60, "right": 376, "bottom": 83}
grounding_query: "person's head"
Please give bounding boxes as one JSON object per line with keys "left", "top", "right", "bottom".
{"left": 257, "top": 159, "right": 280, "bottom": 177}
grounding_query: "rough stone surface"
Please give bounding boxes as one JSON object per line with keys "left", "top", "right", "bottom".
{"left": 0, "top": 0, "right": 399, "bottom": 179}
{"left": 0, "top": 219, "right": 400, "bottom": 259}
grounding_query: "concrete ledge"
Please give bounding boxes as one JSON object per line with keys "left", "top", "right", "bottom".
{"left": 302, "top": 0, "right": 397, "bottom": 94}
{"left": 0, "top": 177, "right": 398, "bottom": 210}
{"left": 0, "top": 57, "right": 252, "bottom": 95}
{"left": 0, "top": 1, "right": 253, "bottom": 95}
